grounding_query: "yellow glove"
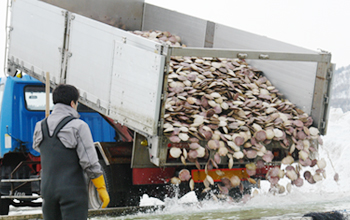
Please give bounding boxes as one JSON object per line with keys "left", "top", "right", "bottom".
{"left": 91, "top": 175, "right": 110, "bottom": 208}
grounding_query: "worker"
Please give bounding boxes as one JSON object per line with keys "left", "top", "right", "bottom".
{"left": 32, "top": 84, "right": 110, "bottom": 220}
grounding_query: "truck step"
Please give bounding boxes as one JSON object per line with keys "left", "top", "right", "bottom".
{"left": 1, "top": 178, "right": 41, "bottom": 183}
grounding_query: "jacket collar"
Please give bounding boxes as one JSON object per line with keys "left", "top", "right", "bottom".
{"left": 51, "top": 103, "right": 80, "bottom": 119}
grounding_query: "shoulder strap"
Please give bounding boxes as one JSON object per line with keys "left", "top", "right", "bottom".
{"left": 41, "top": 118, "right": 49, "bottom": 138}
{"left": 52, "top": 116, "right": 76, "bottom": 137}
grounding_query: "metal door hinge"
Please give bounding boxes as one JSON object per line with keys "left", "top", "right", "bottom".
{"left": 324, "top": 95, "right": 329, "bottom": 104}
{"left": 155, "top": 44, "right": 166, "bottom": 55}
{"left": 326, "top": 67, "right": 333, "bottom": 80}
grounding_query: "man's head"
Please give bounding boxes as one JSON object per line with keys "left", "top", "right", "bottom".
{"left": 53, "top": 84, "right": 79, "bottom": 108}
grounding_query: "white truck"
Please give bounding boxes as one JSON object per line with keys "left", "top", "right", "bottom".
{"left": 2, "top": 0, "right": 333, "bottom": 214}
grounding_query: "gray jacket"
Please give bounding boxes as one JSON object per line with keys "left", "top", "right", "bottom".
{"left": 33, "top": 103, "right": 103, "bottom": 179}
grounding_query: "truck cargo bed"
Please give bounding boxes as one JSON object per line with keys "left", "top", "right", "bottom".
{"left": 6, "top": 0, "right": 333, "bottom": 167}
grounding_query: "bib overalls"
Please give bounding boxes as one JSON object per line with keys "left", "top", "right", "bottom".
{"left": 40, "top": 116, "right": 88, "bottom": 220}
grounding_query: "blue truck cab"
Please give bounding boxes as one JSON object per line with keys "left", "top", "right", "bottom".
{"left": 0, "top": 75, "right": 117, "bottom": 214}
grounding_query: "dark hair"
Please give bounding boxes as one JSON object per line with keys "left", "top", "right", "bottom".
{"left": 53, "top": 84, "right": 79, "bottom": 105}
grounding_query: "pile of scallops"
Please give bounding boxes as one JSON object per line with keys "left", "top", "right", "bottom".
{"left": 131, "top": 30, "right": 333, "bottom": 199}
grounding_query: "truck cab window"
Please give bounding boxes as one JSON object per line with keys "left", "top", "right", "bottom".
{"left": 24, "top": 86, "right": 54, "bottom": 111}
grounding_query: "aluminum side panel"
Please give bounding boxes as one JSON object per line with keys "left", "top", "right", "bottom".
{"left": 66, "top": 13, "right": 165, "bottom": 136}
{"left": 248, "top": 60, "right": 317, "bottom": 115}
{"left": 109, "top": 42, "right": 165, "bottom": 136}
{"left": 65, "top": 14, "right": 117, "bottom": 111}
{"left": 213, "top": 24, "right": 317, "bottom": 53}
{"left": 142, "top": 4, "right": 207, "bottom": 47}
{"left": 213, "top": 24, "right": 319, "bottom": 115}
{"left": 8, "top": 0, "right": 65, "bottom": 84}
{"left": 40, "top": 0, "right": 144, "bottom": 30}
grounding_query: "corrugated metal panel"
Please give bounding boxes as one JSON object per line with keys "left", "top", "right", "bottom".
{"left": 142, "top": 4, "right": 208, "bottom": 47}
{"left": 40, "top": 0, "right": 144, "bottom": 30}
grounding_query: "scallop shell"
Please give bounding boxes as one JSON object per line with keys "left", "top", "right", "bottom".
{"left": 171, "top": 177, "right": 181, "bottom": 185}
{"left": 189, "top": 179, "right": 194, "bottom": 191}
{"left": 233, "top": 151, "right": 244, "bottom": 159}
{"left": 179, "top": 133, "right": 189, "bottom": 141}
{"left": 262, "top": 151, "right": 274, "bottom": 162}
{"left": 211, "top": 62, "right": 222, "bottom": 69}
{"left": 196, "top": 146, "right": 206, "bottom": 158}
{"left": 244, "top": 149, "right": 257, "bottom": 159}
{"left": 298, "top": 150, "right": 309, "bottom": 161}
{"left": 170, "top": 147, "right": 182, "bottom": 158}
{"left": 286, "top": 170, "right": 298, "bottom": 181}
{"left": 334, "top": 173, "right": 339, "bottom": 182}
{"left": 208, "top": 140, "right": 220, "bottom": 150}
{"left": 179, "top": 169, "right": 191, "bottom": 181}
{"left": 179, "top": 126, "right": 189, "bottom": 133}
{"left": 286, "top": 183, "right": 292, "bottom": 193}
{"left": 290, "top": 144, "right": 296, "bottom": 154}
{"left": 282, "top": 155, "right": 294, "bottom": 165}
{"left": 183, "top": 148, "right": 188, "bottom": 159}
{"left": 188, "top": 150, "right": 198, "bottom": 159}
{"left": 265, "top": 129, "right": 275, "bottom": 140}
{"left": 218, "top": 147, "right": 228, "bottom": 157}
{"left": 164, "top": 126, "right": 174, "bottom": 133}
{"left": 309, "top": 127, "right": 319, "bottom": 136}
{"left": 187, "top": 97, "right": 196, "bottom": 104}
{"left": 255, "top": 130, "right": 267, "bottom": 142}
{"left": 317, "top": 158, "right": 326, "bottom": 169}
{"left": 228, "top": 157, "right": 233, "bottom": 169}
{"left": 169, "top": 136, "right": 181, "bottom": 143}
{"left": 206, "top": 175, "right": 214, "bottom": 185}
{"left": 293, "top": 178, "right": 304, "bottom": 187}
{"left": 181, "top": 155, "right": 186, "bottom": 165}
{"left": 313, "top": 173, "right": 323, "bottom": 182}
{"left": 227, "top": 141, "right": 240, "bottom": 152}
{"left": 273, "top": 128, "right": 283, "bottom": 138}
{"left": 252, "top": 123, "right": 262, "bottom": 131}
{"left": 277, "top": 185, "right": 285, "bottom": 194}
{"left": 190, "top": 142, "right": 201, "bottom": 149}
{"left": 230, "top": 175, "right": 241, "bottom": 187}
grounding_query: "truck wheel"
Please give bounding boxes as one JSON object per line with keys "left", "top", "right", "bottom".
{"left": 88, "top": 159, "right": 115, "bottom": 209}
{"left": 0, "top": 198, "right": 10, "bottom": 215}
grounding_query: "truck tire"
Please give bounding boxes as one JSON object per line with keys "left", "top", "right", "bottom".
{"left": 0, "top": 198, "right": 10, "bottom": 215}
{"left": 88, "top": 159, "right": 116, "bottom": 209}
